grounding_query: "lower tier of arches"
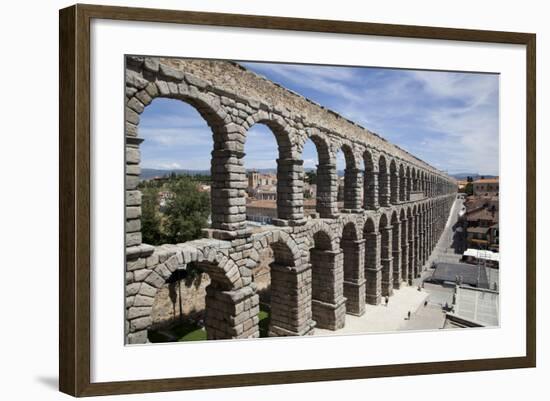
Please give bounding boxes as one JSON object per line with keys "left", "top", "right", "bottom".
{"left": 125, "top": 194, "right": 455, "bottom": 343}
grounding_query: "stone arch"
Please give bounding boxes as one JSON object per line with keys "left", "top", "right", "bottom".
{"left": 251, "top": 230, "right": 302, "bottom": 268}
{"left": 399, "top": 208, "right": 409, "bottom": 285}
{"left": 411, "top": 167, "right": 418, "bottom": 192}
{"left": 405, "top": 165, "right": 412, "bottom": 201}
{"left": 363, "top": 149, "right": 377, "bottom": 210}
{"left": 307, "top": 221, "right": 339, "bottom": 252}
{"left": 126, "top": 243, "right": 250, "bottom": 342}
{"left": 247, "top": 112, "right": 294, "bottom": 156}
{"left": 412, "top": 204, "right": 420, "bottom": 277}
{"left": 341, "top": 221, "right": 366, "bottom": 315}
{"left": 245, "top": 116, "right": 305, "bottom": 224}
{"left": 125, "top": 64, "right": 227, "bottom": 135}
{"left": 406, "top": 206, "right": 415, "bottom": 284}
{"left": 265, "top": 235, "right": 315, "bottom": 337}
{"left": 398, "top": 163, "right": 406, "bottom": 202}
{"left": 305, "top": 129, "right": 338, "bottom": 218}
{"left": 390, "top": 210, "right": 402, "bottom": 288}
{"left": 124, "top": 57, "right": 459, "bottom": 343}
{"left": 309, "top": 224, "right": 346, "bottom": 330}
{"left": 420, "top": 170, "right": 427, "bottom": 197}
{"left": 125, "top": 62, "right": 244, "bottom": 238}
{"left": 340, "top": 143, "right": 363, "bottom": 211}
{"left": 378, "top": 154, "right": 390, "bottom": 207}
{"left": 339, "top": 216, "right": 363, "bottom": 240}
{"left": 364, "top": 217, "right": 381, "bottom": 305}
{"left": 389, "top": 158, "right": 399, "bottom": 205}
{"left": 378, "top": 213, "right": 393, "bottom": 296}
{"left": 419, "top": 203, "right": 426, "bottom": 268}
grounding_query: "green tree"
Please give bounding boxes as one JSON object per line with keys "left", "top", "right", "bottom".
{"left": 163, "top": 177, "right": 210, "bottom": 243}
{"left": 464, "top": 182, "right": 473, "bottom": 196}
{"left": 305, "top": 170, "right": 317, "bottom": 185}
{"left": 141, "top": 187, "right": 163, "bottom": 245}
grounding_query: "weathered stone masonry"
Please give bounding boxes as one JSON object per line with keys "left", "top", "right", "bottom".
{"left": 124, "top": 57, "right": 457, "bottom": 343}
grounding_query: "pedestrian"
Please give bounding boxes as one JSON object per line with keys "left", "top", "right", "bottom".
{"left": 424, "top": 300, "right": 428, "bottom": 307}
{"left": 407, "top": 311, "right": 411, "bottom": 320}
{"left": 385, "top": 296, "right": 389, "bottom": 307}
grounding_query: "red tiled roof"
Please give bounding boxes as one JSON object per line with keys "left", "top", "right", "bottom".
{"left": 473, "top": 177, "right": 499, "bottom": 184}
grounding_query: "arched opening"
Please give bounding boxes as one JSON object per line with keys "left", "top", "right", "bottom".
{"left": 302, "top": 138, "right": 319, "bottom": 218}
{"left": 148, "top": 263, "right": 209, "bottom": 342}
{"left": 400, "top": 209, "right": 409, "bottom": 285}
{"left": 418, "top": 206, "right": 425, "bottom": 269}
{"left": 422, "top": 171, "right": 428, "bottom": 197}
{"left": 342, "top": 222, "right": 366, "bottom": 316}
{"left": 141, "top": 255, "right": 253, "bottom": 342}
{"left": 391, "top": 211, "right": 401, "bottom": 288}
{"left": 339, "top": 144, "right": 362, "bottom": 212}
{"left": 407, "top": 207, "right": 414, "bottom": 284}
{"left": 390, "top": 159, "right": 398, "bottom": 204}
{"left": 423, "top": 204, "right": 429, "bottom": 265}
{"left": 399, "top": 164, "right": 406, "bottom": 202}
{"left": 379, "top": 213, "right": 393, "bottom": 296}
{"left": 363, "top": 150, "right": 377, "bottom": 210}
{"left": 413, "top": 205, "right": 420, "bottom": 278}
{"left": 378, "top": 155, "right": 389, "bottom": 207}
{"left": 406, "top": 166, "right": 412, "bottom": 201}
{"left": 336, "top": 149, "right": 346, "bottom": 211}
{"left": 364, "top": 218, "right": 381, "bottom": 305}
{"left": 310, "top": 230, "right": 346, "bottom": 329}
{"left": 251, "top": 244, "right": 273, "bottom": 337}
{"left": 137, "top": 98, "right": 213, "bottom": 246}
{"left": 412, "top": 167, "right": 418, "bottom": 192}
{"left": 243, "top": 123, "right": 280, "bottom": 226}
{"left": 303, "top": 133, "right": 338, "bottom": 218}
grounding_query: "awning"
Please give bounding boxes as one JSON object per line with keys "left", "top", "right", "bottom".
{"left": 463, "top": 248, "right": 500, "bottom": 262}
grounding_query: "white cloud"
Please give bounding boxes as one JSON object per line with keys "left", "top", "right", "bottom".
{"left": 140, "top": 127, "right": 213, "bottom": 147}
{"left": 139, "top": 63, "right": 499, "bottom": 176}
{"left": 243, "top": 62, "right": 363, "bottom": 102}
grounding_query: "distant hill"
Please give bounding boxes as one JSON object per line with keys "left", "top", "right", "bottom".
{"left": 450, "top": 173, "right": 498, "bottom": 181}
{"left": 141, "top": 167, "right": 281, "bottom": 180}
{"left": 140, "top": 168, "right": 210, "bottom": 180}
{"left": 142, "top": 167, "right": 350, "bottom": 180}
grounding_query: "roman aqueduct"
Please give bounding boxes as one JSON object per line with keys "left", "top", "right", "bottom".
{"left": 124, "top": 57, "right": 457, "bottom": 343}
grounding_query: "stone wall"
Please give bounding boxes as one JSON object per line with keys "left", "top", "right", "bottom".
{"left": 123, "top": 56, "right": 458, "bottom": 343}
{"left": 150, "top": 272, "right": 210, "bottom": 328}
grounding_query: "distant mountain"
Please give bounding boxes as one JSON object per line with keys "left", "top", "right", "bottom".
{"left": 142, "top": 168, "right": 482, "bottom": 181}
{"left": 140, "top": 168, "right": 210, "bottom": 180}
{"left": 450, "top": 173, "right": 498, "bottom": 181}
{"left": 140, "top": 167, "right": 282, "bottom": 180}
{"left": 142, "top": 167, "right": 350, "bottom": 180}
{"left": 247, "top": 168, "right": 277, "bottom": 174}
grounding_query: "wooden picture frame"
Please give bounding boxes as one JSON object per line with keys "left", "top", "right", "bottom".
{"left": 59, "top": 3, "right": 536, "bottom": 397}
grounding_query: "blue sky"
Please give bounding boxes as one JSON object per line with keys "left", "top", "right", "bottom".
{"left": 138, "top": 61, "right": 499, "bottom": 175}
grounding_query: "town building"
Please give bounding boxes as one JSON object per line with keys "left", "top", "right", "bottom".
{"left": 247, "top": 170, "right": 277, "bottom": 189}
{"left": 461, "top": 194, "right": 499, "bottom": 251}
{"left": 245, "top": 199, "right": 278, "bottom": 224}
{"left": 444, "top": 286, "right": 499, "bottom": 328}
{"left": 457, "top": 180, "right": 468, "bottom": 191}
{"left": 246, "top": 170, "right": 278, "bottom": 202}
{"left": 473, "top": 177, "right": 499, "bottom": 195}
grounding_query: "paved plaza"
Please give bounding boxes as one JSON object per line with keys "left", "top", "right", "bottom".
{"left": 314, "top": 285, "right": 441, "bottom": 336}
{"left": 315, "top": 199, "right": 463, "bottom": 337}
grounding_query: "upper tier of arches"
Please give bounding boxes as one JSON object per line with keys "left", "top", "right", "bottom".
{"left": 125, "top": 57, "right": 457, "bottom": 240}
